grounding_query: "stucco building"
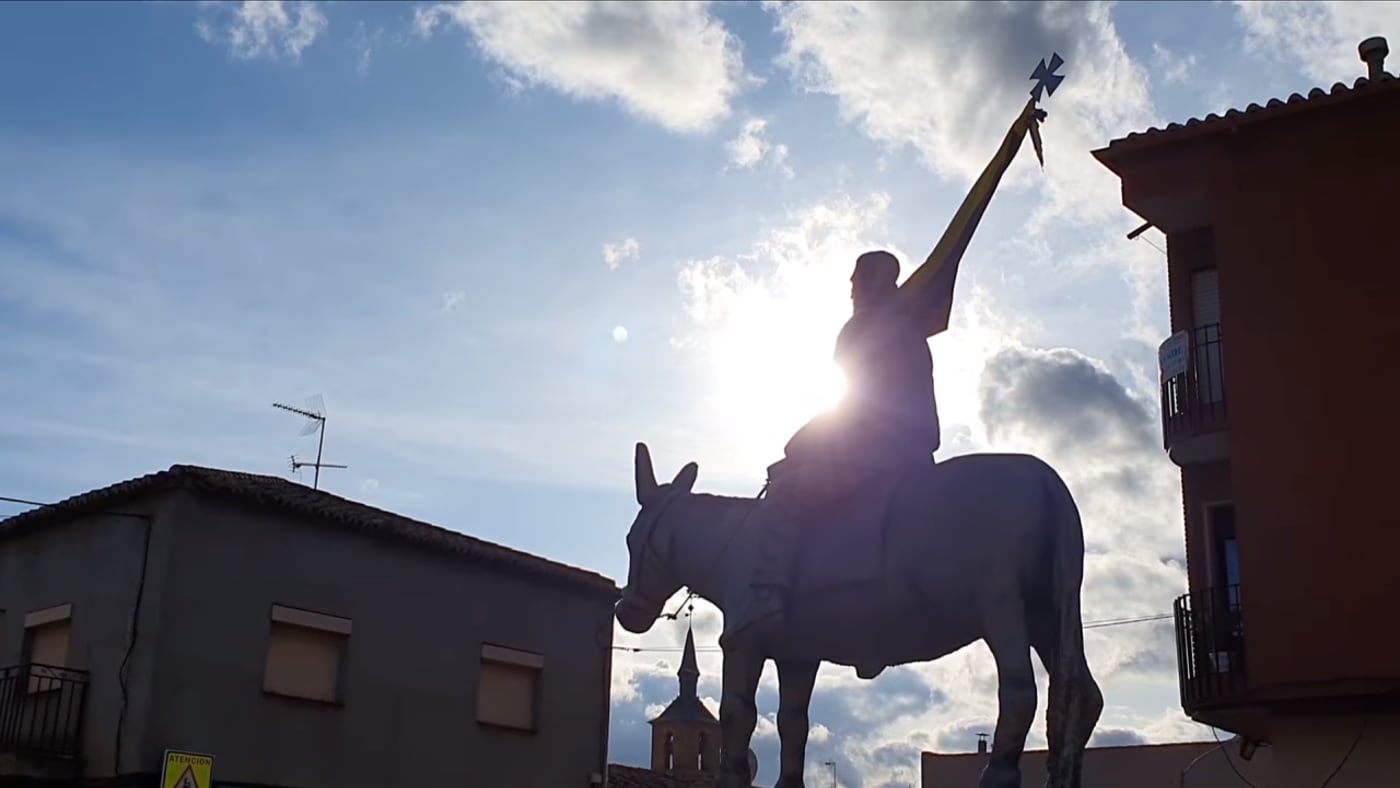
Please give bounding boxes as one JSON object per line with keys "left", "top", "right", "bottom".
{"left": 0, "top": 464, "right": 619, "bottom": 787}
{"left": 1092, "top": 34, "right": 1400, "bottom": 788}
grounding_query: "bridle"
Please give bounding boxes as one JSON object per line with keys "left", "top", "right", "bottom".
{"left": 623, "top": 481, "right": 770, "bottom": 620}
{"left": 623, "top": 491, "right": 686, "bottom": 614}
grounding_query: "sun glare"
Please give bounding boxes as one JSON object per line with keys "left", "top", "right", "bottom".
{"left": 703, "top": 273, "right": 851, "bottom": 471}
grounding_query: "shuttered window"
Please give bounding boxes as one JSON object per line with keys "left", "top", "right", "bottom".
{"left": 477, "top": 644, "right": 542, "bottom": 731}
{"left": 262, "top": 605, "right": 350, "bottom": 704}
{"left": 23, "top": 604, "right": 72, "bottom": 693}
{"left": 1190, "top": 269, "right": 1225, "bottom": 404}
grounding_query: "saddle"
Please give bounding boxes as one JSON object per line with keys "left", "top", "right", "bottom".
{"left": 765, "top": 456, "right": 931, "bottom": 593}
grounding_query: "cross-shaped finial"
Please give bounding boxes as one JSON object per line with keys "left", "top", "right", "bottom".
{"left": 1030, "top": 53, "right": 1065, "bottom": 102}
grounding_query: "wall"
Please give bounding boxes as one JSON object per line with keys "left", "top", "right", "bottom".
{"left": 138, "top": 489, "right": 617, "bottom": 788}
{"left": 1269, "top": 711, "right": 1400, "bottom": 788}
{"left": 922, "top": 740, "right": 1275, "bottom": 787}
{"left": 1210, "top": 93, "right": 1400, "bottom": 690}
{"left": 0, "top": 496, "right": 177, "bottom": 777}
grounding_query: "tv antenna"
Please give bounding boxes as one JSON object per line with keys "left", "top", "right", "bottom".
{"left": 272, "top": 395, "right": 346, "bottom": 490}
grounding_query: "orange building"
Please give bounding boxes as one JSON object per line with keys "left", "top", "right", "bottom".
{"left": 1093, "top": 35, "right": 1400, "bottom": 787}
{"left": 923, "top": 737, "right": 1273, "bottom": 787}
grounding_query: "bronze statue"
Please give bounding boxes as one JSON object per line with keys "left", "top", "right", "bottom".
{"left": 617, "top": 66, "right": 1100, "bottom": 788}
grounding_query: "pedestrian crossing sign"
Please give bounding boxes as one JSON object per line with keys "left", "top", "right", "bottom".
{"left": 161, "top": 750, "right": 214, "bottom": 788}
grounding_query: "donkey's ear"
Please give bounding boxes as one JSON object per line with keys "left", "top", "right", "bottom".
{"left": 672, "top": 461, "right": 698, "bottom": 495}
{"left": 635, "top": 442, "right": 659, "bottom": 505}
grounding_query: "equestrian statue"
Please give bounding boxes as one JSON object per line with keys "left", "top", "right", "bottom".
{"left": 616, "top": 58, "right": 1102, "bottom": 788}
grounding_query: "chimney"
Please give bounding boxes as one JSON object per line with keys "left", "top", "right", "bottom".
{"left": 1359, "top": 36, "right": 1389, "bottom": 81}
{"left": 976, "top": 733, "right": 989, "bottom": 755}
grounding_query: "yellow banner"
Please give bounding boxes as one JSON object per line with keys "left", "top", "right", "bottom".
{"left": 899, "top": 98, "right": 1048, "bottom": 338}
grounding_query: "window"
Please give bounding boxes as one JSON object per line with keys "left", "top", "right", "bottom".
{"left": 477, "top": 644, "right": 542, "bottom": 731}
{"left": 261, "top": 605, "right": 350, "bottom": 704}
{"left": 23, "top": 604, "right": 72, "bottom": 693}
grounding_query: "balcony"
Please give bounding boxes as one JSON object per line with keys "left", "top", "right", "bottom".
{"left": 1159, "top": 323, "right": 1228, "bottom": 465}
{"left": 1174, "top": 585, "right": 1247, "bottom": 713}
{"left": 0, "top": 664, "right": 87, "bottom": 767}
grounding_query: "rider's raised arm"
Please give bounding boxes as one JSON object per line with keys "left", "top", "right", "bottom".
{"left": 897, "top": 98, "right": 1046, "bottom": 338}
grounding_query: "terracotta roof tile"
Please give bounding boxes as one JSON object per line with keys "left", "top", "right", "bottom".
{"left": 1098, "top": 71, "right": 1399, "bottom": 155}
{"left": 0, "top": 464, "right": 619, "bottom": 597}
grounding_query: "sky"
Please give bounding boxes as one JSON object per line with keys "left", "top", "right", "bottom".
{"left": 1, "top": 1, "right": 1397, "bottom": 785}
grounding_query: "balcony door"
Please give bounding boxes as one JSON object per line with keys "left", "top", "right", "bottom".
{"left": 1205, "top": 503, "right": 1243, "bottom": 672}
{"left": 1190, "top": 269, "right": 1225, "bottom": 405}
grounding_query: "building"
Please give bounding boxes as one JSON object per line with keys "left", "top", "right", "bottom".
{"left": 1092, "top": 35, "right": 1400, "bottom": 787}
{"left": 0, "top": 464, "right": 619, "bottom": 787}
{"left": 922, "top": 737, "right": 1274, "bottom": 787}
{"left": 607, "top": 628, "right": 757, "bottom": 788}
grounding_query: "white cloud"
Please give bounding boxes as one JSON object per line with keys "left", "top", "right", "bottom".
{"left": 725, "top": 118, "right": 794, "bottom": 177}
{"left": 195, "top": 0, "right": 328, "bottom": 62}
{"left": 415, "top": 1, "right": 751, "bottom": 133}
{"left": 603, "top": 237, "right": 640, "bottom": 270}
{"left": 440, "top": 290, "right": 464, "bottom": 312}
{"left": 766, "top": 1, "right": 1159, "bottom": 227}
{"left": 1234, "top": 0, "right": 1400, "bottom": 84}
{"left": 673, "top": 193, "right": 901, "bottom": 478}
{"left": 1151, "top": 42, "right": 1200, "bottom": 86}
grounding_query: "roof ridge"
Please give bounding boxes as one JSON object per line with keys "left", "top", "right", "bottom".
{"left": 2, "top": 463, "right": 619, "bottom": 596}
{"left": 1100, "top": 70, "right": 1399, "bottom": 151}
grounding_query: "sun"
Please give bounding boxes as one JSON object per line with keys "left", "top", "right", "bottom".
{"left": 703, "top": 278, "right": 851, "bottom": 472}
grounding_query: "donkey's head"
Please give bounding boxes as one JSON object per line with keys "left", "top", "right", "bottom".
{"left": 615, "top": 442, "right": 698, "bottom": 634}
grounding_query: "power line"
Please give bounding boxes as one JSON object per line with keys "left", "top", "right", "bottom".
{"left": 615, "top": 612, "right": 1174, "bottom": 653}
{"left": 0, "top": 495, "right": 50, "bottom": 508}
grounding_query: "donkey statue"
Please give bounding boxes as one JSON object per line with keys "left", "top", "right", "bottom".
{"left": 615, "top": 443, "right": 1102, "bottom": 788}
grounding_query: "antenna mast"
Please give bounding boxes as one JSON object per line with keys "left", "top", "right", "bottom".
{"left": 272, "top": 397, "right": 346, "bottom": 490}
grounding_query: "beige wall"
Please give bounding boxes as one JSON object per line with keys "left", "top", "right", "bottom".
{"left": 923, "top": 740, "right": 1275, "bottom": 787}
{"left": 0, "top": 497, "right": 176, "bottom": 776}
{"left": 1269, "top": 712, "right": 1400, "bottom": 788}
{"left": 134, "top": 488, "right": 618, "bottom": 788}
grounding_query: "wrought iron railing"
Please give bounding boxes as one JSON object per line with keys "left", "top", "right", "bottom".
{"left": 1160, "top": 323, "right": 1227, "bottom": 449}
{"left": 0, "top": 663, "right": 88, "bottom": 759}
{"left": 1174, "top": 585, "right": 1246, "bottom": 711}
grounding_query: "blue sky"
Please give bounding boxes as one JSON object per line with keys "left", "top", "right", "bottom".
{"left": 3, "top": 1, "right": 1396, "bottom": 785}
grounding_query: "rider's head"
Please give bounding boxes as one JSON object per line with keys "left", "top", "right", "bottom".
{"left": 851, "top": 250, "right": 900, "bottom": 310}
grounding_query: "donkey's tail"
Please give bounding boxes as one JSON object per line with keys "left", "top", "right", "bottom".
{"left": 1045, "top": 471, "right": 1102, "bottom": 788}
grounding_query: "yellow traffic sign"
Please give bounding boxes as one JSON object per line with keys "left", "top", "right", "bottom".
{"left": 161, "top": 750, "right": 213, "bottom": 788}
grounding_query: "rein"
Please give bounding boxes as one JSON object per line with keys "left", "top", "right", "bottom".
{"left": 650, "top": 480, "right": 770, "bottom": 621}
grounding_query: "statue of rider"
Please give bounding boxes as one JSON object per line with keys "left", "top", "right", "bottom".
{"left": 717, "top": 98, "right": 1048, "bottom": 657}
{"left": 720, "top": 249, "right": 940, "bottom": 652}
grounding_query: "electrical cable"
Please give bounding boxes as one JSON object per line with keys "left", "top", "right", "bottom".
{"left": 1318, "top": 714, "right": 1367, "bottom": 788}
{"left": 615, "top": 612, "right": 1174, "bottom": 652}
{"left": 1210, "top": 725, "right": 1258, "bottom": 788}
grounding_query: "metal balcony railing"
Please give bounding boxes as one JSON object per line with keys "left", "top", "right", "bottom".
{"left": 1160, "top": 323, "right": 1227, "bottom": 450}
{"left": 0, "top": 663, "right": 88, "bottom": 759}
{"left": 1174, "top": 585, "right": 1247, "bottom": 711}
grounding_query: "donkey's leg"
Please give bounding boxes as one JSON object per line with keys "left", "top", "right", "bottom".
{"left": 718, "top": 647, "right": 766, "bottom": 788}
{"left": 775, "top": 658, "right": 819, "bottom": 788}
{"left": 979, "top": 594, "right": 1038, "bottom": 788}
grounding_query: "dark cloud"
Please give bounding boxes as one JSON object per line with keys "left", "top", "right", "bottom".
{"left": 808, "top": 666, "right": 949, "bottom": 735}
{"left": 979, "top": 345, "right": 1157, "bottom": 460}
{"left": 1090, "top": 727, "right": 1148, "bottom": 747}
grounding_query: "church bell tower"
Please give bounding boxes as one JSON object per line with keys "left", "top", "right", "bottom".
{"left": 648, "top": 626, "right": 720, "bottom": 775}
